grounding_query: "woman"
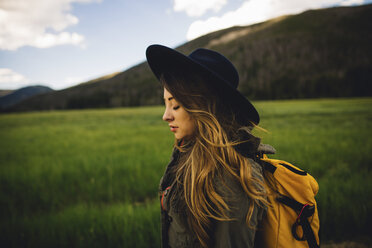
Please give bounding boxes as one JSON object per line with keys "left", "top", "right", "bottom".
{"left": 146, "top": 45, "right": 275, "bottom": 248}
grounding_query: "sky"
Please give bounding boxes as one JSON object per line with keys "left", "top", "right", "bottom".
{"left": 0, "top": 0, "right": 371, "bottom": 90}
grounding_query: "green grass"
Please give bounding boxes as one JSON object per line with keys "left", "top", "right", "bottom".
{"left": 0, "top": 98, "right": 371, "bottom": 247}
{"left": 2, "top": 201, "right": 160, "bottom": 248}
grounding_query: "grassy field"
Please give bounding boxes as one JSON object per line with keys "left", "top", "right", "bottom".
{"left": 0, "top": 98, "right": 371, "bottom": 247}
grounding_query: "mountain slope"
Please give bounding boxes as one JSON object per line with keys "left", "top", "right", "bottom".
{"left": 0, "top": 90, "right": 13, "bottom": 97}
{"left": 8, "top": 4, "right": 372, "bottom": 112}
{"left": 0, "top": 85, "right": 53, "bottom": 110}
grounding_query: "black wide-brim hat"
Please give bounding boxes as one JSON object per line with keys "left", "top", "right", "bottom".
{"left": 146, "top": 44, "right": 260, "bottom": 125}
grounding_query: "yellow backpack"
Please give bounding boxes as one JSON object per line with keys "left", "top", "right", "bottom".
{"left": 258, "top": 154, "right": 320, "bottom": 248}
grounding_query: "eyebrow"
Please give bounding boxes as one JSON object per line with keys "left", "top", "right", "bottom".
{"left": 164, "top": 97, "right": 174, "bottom": 101}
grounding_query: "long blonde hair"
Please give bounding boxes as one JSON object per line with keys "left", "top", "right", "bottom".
{"left": 161, "top": 73, "right": 267, "bottom": 247}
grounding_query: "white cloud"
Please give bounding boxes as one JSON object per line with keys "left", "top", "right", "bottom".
{"left": 340, "top": 0, "right": 365, "bottom": 6}
{"left": 186, "top": 0, "right": 368, "bottom": 40}
{"left": 0, "top": 68, "right": 30, "bottom": 89}
{"left": 173, "top": 0, "right": 228, "bottom": 17}
{"left": 33, "top": 32, "right": 85, "bottom": 49}
{"left": 0, "top": 0, "right": 98, "bottom": 51}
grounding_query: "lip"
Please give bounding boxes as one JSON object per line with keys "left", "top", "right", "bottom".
{"left": 169, "top": 125, "right": 178, "bottom": 132}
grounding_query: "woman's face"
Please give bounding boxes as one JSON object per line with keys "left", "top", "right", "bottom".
{"left": 163, "top": 88, "right": 196, "bottom": 140}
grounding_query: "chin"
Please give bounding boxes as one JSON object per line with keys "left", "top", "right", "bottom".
{"left": 174, "top": 132, "right": 187, "bottom": 140}
{"left": 175, "top": 133, "right": 194, "bottom": 141}
{"left": 175, "top": 134, "right": 183, "bottom": 140}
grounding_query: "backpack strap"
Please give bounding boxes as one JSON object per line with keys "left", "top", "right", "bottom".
{"left": 277, "top": 195, "right": 320, "bottom": 248}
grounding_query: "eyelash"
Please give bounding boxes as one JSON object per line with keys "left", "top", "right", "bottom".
{"left": 173, "top": 106, "right": 180, "bottom": 110}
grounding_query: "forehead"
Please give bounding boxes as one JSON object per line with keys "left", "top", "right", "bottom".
{"left": 163, "top": 88, "right": 173, "bottom": 99}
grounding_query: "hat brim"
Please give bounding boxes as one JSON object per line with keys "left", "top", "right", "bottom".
{"left": 146, "top": 44, "right": 260, "bottom": 125}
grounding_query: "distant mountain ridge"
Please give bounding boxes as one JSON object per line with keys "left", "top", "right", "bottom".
{"left": 0, "top": 85, "right": 53, "bottom": 110}
{"left": 6, "top": 4, "right": 372, "bottom": 112}
{"left": 0, "top": 90, "right": 13, "bottom": 98}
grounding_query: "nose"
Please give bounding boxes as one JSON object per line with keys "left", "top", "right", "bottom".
{"left": 162, "top": 107, "right": 174, "bottom": 122}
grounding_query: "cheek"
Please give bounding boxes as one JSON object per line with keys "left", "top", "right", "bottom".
{"left": 177, "top": 109, "right": 196, "bottom": 135}
{"left": 185, "top": 117, "right": 196, "bottom": 135}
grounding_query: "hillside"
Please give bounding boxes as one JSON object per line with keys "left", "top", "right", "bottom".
{"left": 0, "top": 85, "right": 53, "bottom": 110}
{"left": 7, "top": 4, "right": 372, "bottom": 112}
{"left": 0, "top": 90, "right": 13, "bottom": 97}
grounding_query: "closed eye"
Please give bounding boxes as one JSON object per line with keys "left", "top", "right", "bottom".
{"left": 173, "top": 106, "right": 180, "bottom": 110}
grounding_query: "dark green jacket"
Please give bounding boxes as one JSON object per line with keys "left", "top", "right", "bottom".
{"left": 159, "top": 144, "right": 275, "bottom": 248}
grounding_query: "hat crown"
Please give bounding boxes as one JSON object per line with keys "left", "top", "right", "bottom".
{"left": 188, "top": 48, "right": 239, "bottom": 89}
